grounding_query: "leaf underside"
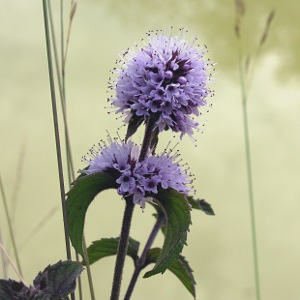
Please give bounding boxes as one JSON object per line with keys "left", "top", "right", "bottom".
{"left": 84, "top": 237, "right": 140, "bottom": 265}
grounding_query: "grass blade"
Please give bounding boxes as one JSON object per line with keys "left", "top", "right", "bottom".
{"left": 0, "top": 175, "right": 22, "bottom": 277}
{"left": 0, "top": 242, "right": 24, "bottom": 284}
{"left": 42, "top": 0, "right": 72, "bottom": 261}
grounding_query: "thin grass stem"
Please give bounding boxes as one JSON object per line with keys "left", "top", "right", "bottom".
{"left": 47, "top": 0, "right": 76, "bottom": 187}
{"left": 0, "top": 225, "right": 8, "bottom": 279}
{"left": 82, "top": 237, "right": 96, "bottom": 299}
{"left": 0, "top": 175, "right": 22, "bottom": 276}
{"left": 238, "top": 47, "right": 261, "bottom": 300}
{"left": 42, "top": 0, "right": 72, "bottom": 261}
{"left": 63, "top": 1, "right": 77, "bottom": 71}
{"left": 19, "top": 206, "right": 58, "bottom": 249}
{"left": 10, "top": 144, "right": 26, "bottom": 225}
{"left": 0, "top": 242, "right": 25, "bottom": 284}
{"left": 47, "top": 2, "right": 94, "bottom": 298}
{"left": 43, "top": 3, "right": 75, "bottom": 299}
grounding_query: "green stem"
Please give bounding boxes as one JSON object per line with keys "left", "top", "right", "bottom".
{"left": 42, "top": 0, "right": 72, "bottom": 261}
{"left": 47, "top": 1, "right": 93, "bottom": 299}
{"left": 0, "top": 175, "right": 22, "bottom": 276}
{"left": 238, "top": 50, "right": 261, "bottom": 300}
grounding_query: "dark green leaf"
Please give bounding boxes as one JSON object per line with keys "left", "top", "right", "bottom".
{"left": 145, "top": 248, "right": 196, "bottom": 298}
{"left": 125, "top": 114, "right": 143, "bottom": 142}
{"left": 144, "top": 188, "right": 191, "bottom": 278}
{"left": 187, "top": 196, "right": 215, "bottom": 215}
{"left": 66, "top": 173, "right": 118, "bottom": 255}
{"left": 33, "top": 260, "right": 83, "bottom": 298}
{"left": 84, "top": 237, "right": 140, "bottom": 265}
{"left": 0, "top": 279, "right": 26, "bottom": 299}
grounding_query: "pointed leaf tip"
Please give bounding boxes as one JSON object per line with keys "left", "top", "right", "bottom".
{"left": 144, "top": 188, "right": 191, "bottom": 277}
{"left": 125, "top": 114, "right": 143, "bottom": 142}
{"left": 188, "top": 196, "right": 215, "bottom": 215}
{"left": 145, "top": 248, "right": 196, "bottom": 298}
{"left": 33, "top": 260, "right": 83, "bottom": 297}
{"left": 0, "top": 260, "right": 83, "bottom": 299}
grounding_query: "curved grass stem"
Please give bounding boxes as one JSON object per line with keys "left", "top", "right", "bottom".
{"left": 46, "top": 1, "right": 94, "bottom": 299}
{"left": 0, "top": 175, "right": 22, "bottom": 277}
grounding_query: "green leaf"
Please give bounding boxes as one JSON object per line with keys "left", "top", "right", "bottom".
{"left": 125, "top": 114, "right": 143, "bottom": 142}
{"left": 187, "top": 196, "right": 215, "bottom": 215}
{"left": 33, "top": 260, "right": 83, "bottom": 298}
{"left": 84, "top": 237, "right": 140, "bottom": 265}
{"left": 0, "top": 261, "right": 82, "bottom": 300}
{"left": 66, "top": 173, "right": 118, "bottom": 255}
{"left": 145, "top": 248, "right": 196, "bottom": 298}
{"left": 144, "top": 188, "right": 191, "bottom": 278}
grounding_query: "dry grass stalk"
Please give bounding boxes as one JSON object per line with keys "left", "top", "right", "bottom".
{"left": 234, "top": 0, "right": 246, "bottom": 38}
{"left": 259, "top": 9, "right": 276, "bottom": 47}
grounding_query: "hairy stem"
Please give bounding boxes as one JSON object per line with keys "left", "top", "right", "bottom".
{"left": 138, "top": 117, "right": 157, "bottom": 162}
{"left": 124, "top": 214, "right": 164, "bottom": 300}
{"left": 110, "top": 199, "right": 135, "bottom": 300}
{"left": 110, "top": 117, "right": 157, "bottom": 300}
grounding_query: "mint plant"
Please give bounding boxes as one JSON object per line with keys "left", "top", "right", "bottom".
{"left": 66, "top": 29, "right": 215, "bottom": 299}
{"left": 0, "top": 25, "right": 215, "bottom": 299}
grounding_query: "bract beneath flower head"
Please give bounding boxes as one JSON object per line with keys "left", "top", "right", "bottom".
{"left": 82, "top": 140, "right": 191, "bottom": 209}
{"left": 109, "top": 29, "right": 214, "bottom": 139}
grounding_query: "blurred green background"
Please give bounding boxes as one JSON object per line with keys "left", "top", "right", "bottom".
{"left": 1, "top": 0, "right": 300, "bottom": 299}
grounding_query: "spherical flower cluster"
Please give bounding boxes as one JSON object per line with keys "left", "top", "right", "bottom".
{"left": 83, "top": 140, "right": 191, "bottom": 209}
{"left": 109, "top": 29, "right": 214, "bottom": 138}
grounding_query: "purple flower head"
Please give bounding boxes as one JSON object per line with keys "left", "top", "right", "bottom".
{"left": 82, "top": 139, "right": 192, "bottom": 209}
{"left": 109, "top": 29, "right": 214, "bottom": 138}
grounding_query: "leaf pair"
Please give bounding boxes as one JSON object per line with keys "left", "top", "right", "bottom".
{"left": 66, "top": 172, "right": 215, "bottom": 298}
{"left": 84, "top": 238, "right": 196, "bottom": 298}
{"left": 66, "top": 173, "right": 191, "bottom": 278}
